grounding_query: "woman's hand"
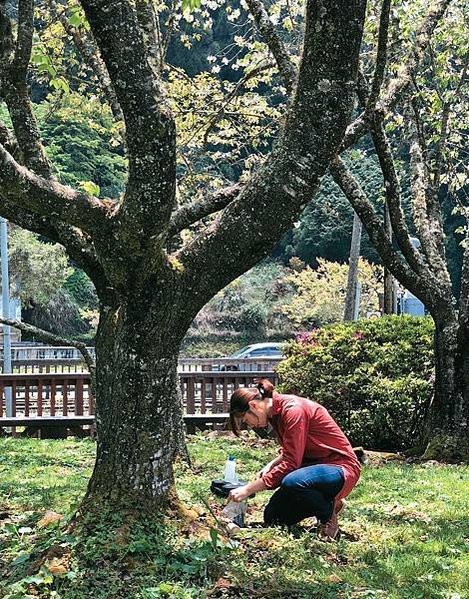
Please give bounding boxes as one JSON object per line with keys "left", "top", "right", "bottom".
{"left": 228, "top": 478, "right": 268, "bottom": 502}
{"left": 228, "top": 485, "right": 251, "bottom": 503}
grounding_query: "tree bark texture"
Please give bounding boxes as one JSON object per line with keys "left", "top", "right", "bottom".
{"left": 423, "top": 316, "right": 469, "bottom": 461}
{"left": 84, "top": 293, "right": 188, "bottom": 511}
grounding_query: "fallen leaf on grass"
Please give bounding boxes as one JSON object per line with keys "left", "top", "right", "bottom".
{"left": 207, "top": 577, "right": 242, "bottom": 597}
{"left": 37, "top": 511, "right": 64, "bottom": 528}
{"left": 46, "top": 556, "right": 69, "bottom": 576}
{"left": 215, "top": 577, "right": 235, "bottom": 589}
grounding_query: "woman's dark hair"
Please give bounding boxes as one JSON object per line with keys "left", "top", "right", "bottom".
{"left": 229, "top": 379, "right": 275, "bottom": 436}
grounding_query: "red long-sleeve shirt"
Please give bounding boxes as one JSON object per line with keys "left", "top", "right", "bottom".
{"left": 262, "top": 392, "right": 361, "bottom": 501}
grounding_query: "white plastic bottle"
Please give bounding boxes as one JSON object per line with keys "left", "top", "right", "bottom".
{"left": 223, "top": 455, "right": 238, "bottom": 483}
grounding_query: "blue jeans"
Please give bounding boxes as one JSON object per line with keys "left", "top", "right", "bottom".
{"left": 264, "top": 464, "right": 345, "bottom": 526}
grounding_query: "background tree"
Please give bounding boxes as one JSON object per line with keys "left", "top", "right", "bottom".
{"left": 0, "top": 0, "right": 366, "bottom": 519}
{"left": 329, "top": 0, "right": 468, "bottom": 459}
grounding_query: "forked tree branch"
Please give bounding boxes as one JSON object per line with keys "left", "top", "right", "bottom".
{"left": 330, "top": 155, "right": 441, "bottom": 307}
{"left": 0, "top": 318, "right": 96, "bottom": 376}
{"left": 80, "top": 0, "right": 177, "bottom": 241}
{"left": 178, "top": 0, "right": 366, "bottom": 312}
{"left": 0, "top": 195, "right": 109, "bottom": 298}
{"left": 379, "top": 0, "right": 452, "bottom": 112}
{"left": 370, "top": 121, "right": 428, "bottom": 275}
{"left": 245, "top": 0, "right": 297, "bottom": 95}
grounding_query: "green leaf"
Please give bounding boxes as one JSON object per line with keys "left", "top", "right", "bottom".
{"left": 50, "top": 77, "right": 70, "bottom": 93}
{"left": 79, "top": 180, "right": 100, "bottom": 196}
{"left": 11, "top": 552, "right": 31, "bottom": 566}
{"left": 209, "top": 527, "right": 218, "bottom": 549}
{"left": 69, "top": 10, "right": 85, "bottom": 28}
{"left": 182, "top": 0, "right": 201, "bottom": 12}
{"left": 22, "top": 574, "right": 46, "bottom": 585}
{"left": 3, "top": 522, "right": 18, "bottom": 535}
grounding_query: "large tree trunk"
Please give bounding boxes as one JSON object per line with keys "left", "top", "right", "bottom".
{"left": 424, "top": 315, "right": 469, "bottom": 461}
{"left": 83, "top": 294, "right": 188, "bottom": 513}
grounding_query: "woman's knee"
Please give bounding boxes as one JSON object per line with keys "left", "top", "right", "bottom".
{"left": 280, "top": 470, "right": 302, "bottom": 490}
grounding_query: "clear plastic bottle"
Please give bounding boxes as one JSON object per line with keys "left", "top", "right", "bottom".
{"left": 222, "top": 500, "right": 247, "bottom": 527}
{"left": 223, "top": 455, "right": 238, "bottom": 483}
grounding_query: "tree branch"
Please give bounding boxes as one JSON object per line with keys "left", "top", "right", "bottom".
{"left": 54, "top": 3, "right": 124, "bottom": 122}
{"left": 0, "top": 195, "right": 111, "bottom": 300}
{"left": 0, "top": 142, "right": 113, "bottom": 234}
{"left": 432, "top": 102, "right": 451, "bottom": 190}
{"left": 12, "top": 0, "right": 34, "bottom": 78}
{"left": 341, "top": 0, "right": 452, "bottom": 151}
{"left": 0, "top": 1, "right": 51, "bottom": 178}
{"left": 380, "top": 0, "right": 452, "bottom": 114}
{"left": 136, "top": 0, "right": 161, "bottom": 75}
{"left": 370, "top": 120, "right": 427, "bottom": 274}
{"left": 330, "top": 155, "right": 441, "bottom": 307}
{"left": 168, "top": 184, "right": 242, "bottom": 238}
{"left": 202, "top": 62, "right": 274, "bottom": 147}
{"left": 245, "top": 0, "right": 297, "bottom": 95}
{"left": 177, "top": 0, "right": 366, "bottom": 313}
{"left": 79, "top": 0, "right": 176, "bottom": 242}
{"left": 0, "top": 119, "right": 19, "bottom": 158}
{"left": 0, "top": 317, "right": 95, "bottom": 376}
{"left": 409, "top": 140, "right": 452, "bottom": 290}
{"left": 366, "top": 0, "right": 391, "bottom": 111}
{"left": 458, "top": 234, "right": 469, "bottom": 345}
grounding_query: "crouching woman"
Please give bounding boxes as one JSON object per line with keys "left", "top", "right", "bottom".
{"left": 228, "top": 379, "right": 361, "bottom": 539}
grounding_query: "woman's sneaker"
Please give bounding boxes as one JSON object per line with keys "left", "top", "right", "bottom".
{"left": 318, "top": 499, "right": 345, "bottom": 541}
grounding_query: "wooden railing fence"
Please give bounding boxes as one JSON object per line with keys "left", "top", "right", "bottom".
{"left": 0, "top": 370, "right": 276, "bottom": 437}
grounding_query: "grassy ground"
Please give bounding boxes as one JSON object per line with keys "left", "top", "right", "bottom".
{"left": 0, "top": 435, "right": 468, "bottom": 599}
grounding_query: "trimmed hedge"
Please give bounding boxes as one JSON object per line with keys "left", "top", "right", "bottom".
{"left": 277, "top": 316, "right": 434, "bottom": 451}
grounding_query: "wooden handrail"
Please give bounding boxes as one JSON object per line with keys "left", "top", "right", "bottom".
{"left": 0, "top": 371, "right": 275, "bottom": 422}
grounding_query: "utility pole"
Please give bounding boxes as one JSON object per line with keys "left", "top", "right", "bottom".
{"left": 0, "top": 217, "right": 12, "bottom": 417}
{"left": 383, "top": 204, "right": 394, "bottom": 314}
{"left": 344, "top": 211, "right": 363, "bottom": 320}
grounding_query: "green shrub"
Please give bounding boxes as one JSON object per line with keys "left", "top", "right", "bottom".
{"left": 277, "top": 315, "right": 434, "bottom": 451}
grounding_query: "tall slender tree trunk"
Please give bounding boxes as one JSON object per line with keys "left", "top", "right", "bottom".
{"left": 344, "top": 211, "right": 362, "bottom": 321}
{"left": 423, "top": 314, "right": 469, "bottom": 461}
{"left": 83, "top": 292, "right": 188, "bottom": 513}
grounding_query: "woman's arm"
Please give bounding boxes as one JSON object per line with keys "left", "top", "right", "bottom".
{"left": 258, "top": 454, "right": 283, "bottom": 477}
{"left": 229, "top": 477, "right": 267, "bottom": 502}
